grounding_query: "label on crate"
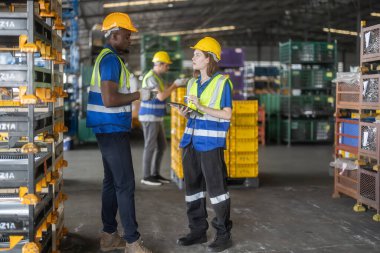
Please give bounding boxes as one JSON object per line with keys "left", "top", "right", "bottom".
{"left": 0, "top": 20, "right": 16, "bottom": 29}
{"left": 0, "top": 222, "right": 17, "bottom": 230}
{"left": 0, "top": 172, "right": 15, "bottom": 180}
{"left": 0, "top": 123, "right": 16, "bottom": 131}
{"left": 0, "top": 72, "right": 16, "bottom": 81}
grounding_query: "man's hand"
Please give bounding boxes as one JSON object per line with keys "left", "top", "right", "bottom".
{"left": 139, "top": 88, "right": 158, "bottom": 101}
{"left": 173, "top": 78, "right": 188, "bottom": 87}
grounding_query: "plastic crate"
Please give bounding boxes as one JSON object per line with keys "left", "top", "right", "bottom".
{"left": 314, "top": 120, "right": 333, "bottom": 141}
{"left": 282, "top": 119, "right": 313, "bottom": 142}
{"left": 229, "top": 139, "right": 258, "bottom": 152}
{"left": 228, "top": 163, "right": 258, "bottom": 178}
{"left": 258, "top": 94, "right": 280, "bottom": 116}
{"left": 233, "top": 100, "right": 258, "bottom": 114}
{"left": 361, "top": 24, "right": 380, "bottom": 63}
{"left": 340, "top": 121, "right": 359, "bottom": 147}
{"left": 141, "top": 34, "right": 160, "bottom": 53}
{"left": 229, "top": 126, "right": 258, "bottom": 139}
{"left": 232, "top": 114, "right": 258, "bottom": 126}
{"left": 218, "top": 48, "right": 244, "bottom": 68}
{"left": 280, "top": 41, "right": 335, "bottom": 64}
{"left": 281, "top": 95, "right": 334, "bottom": 117}
{"left": 360, "top": 74, "right": 380, "bottom": 109}
{"left": 159, "top": 36, "right": 181, "bottom": 52}
{"left": 229, "top": 152, "right": 258, "bottom": 164}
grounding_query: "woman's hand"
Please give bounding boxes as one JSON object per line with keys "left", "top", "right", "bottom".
{"left": 178, "top": 105, "right": 191, "bottom": 118}
{"left": 187, "top": 95, "right": 201, "bottom": 109}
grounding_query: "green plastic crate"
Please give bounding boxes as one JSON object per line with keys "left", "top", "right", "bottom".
{"left": 258, "top": 94, "right": 280, "bottom": 116}
{"left": 78, "top": 118, "right": 97, "bottom": 143}
{"left": 279, "top": 40, "right": 336, "bottom": 64}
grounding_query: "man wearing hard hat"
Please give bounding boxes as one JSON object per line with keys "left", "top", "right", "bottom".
{"left": 86, "top": 12, "right": 154, "bottom": 253}
{"left": 138, "top": 52, "right": 184, "bottom": 186}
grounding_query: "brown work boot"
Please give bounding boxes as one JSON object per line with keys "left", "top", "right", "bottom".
{"left": 125, "top": 238, "right": 152, "bottom": 253}
{"left": 100, "top": 231, "right": 125, "bottom": 252}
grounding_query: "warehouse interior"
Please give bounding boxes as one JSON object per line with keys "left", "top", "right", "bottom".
{"left": 1, "top": 0, "right": 380, "bottom": 253}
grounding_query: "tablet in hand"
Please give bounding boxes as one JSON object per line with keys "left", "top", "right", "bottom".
{"left": 167, "top": 102, "right": 203, "bottom": 117}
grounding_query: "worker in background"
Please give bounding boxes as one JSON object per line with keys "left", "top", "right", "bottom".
{"left": 175, "top": 37, "right": 233, "bottom": 252}
{"left": 86, "top": 12, "right": 154, "bottom": 253}
{"left": 139, "top": 51, "right": 184, "bottom": 186}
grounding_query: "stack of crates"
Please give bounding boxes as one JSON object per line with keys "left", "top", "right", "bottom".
{"left": 170, "top": 97, "right": 259, "bottom": 187}
{"left": 140, "top": 34, "right": 183, "bottom": 84}
{"left": 226, "top": 101, "right": 259, "bottom": 180}
{"left": 279, "top": 40, "right": 336, "bottom": 144}
{"left": 0, "top": 1, "right": 67, "bottom": 252}
{"left": 353, "top": 22, "right": 380, "bottom": 221}
{"left": 170, "top": 88, "right": 186, "bottom": 185}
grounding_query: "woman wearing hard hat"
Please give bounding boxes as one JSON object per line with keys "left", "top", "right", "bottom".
{"left": 175, "top": 37, "right": 233, "bottom": 252}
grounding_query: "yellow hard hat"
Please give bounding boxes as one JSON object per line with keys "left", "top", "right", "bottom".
{"left": 152, "top": 51, "right": 172, "bottom": 64}
{"left": 190, "top": 36, "right": 221, "bottom": 61}
{"left": 101, "top": 12, "right": 138, "bottom": 32}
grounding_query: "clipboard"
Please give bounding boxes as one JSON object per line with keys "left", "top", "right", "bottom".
{"left": 167, "top": 102, "right": 203, "bottom": 117}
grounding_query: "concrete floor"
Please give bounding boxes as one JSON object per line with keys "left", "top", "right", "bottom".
{"left": 61, "top": 137, "right": 380, "bottom": 253}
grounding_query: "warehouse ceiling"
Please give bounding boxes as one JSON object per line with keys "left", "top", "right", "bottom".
{"left": 75, "top": 0, "right": 380, "bottom": 61}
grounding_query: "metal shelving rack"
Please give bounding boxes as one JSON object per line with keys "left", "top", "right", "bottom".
{"left": 0, "top": 0, "right": 67, "bottom": 252}
{"left": 279, "top": 40, "right": 337, "bottom": 145}
{"left": 353, "top": 22, "right": 380, "bottom": 221}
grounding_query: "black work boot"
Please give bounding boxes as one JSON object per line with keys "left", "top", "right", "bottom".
{"left": 207, "top": 234, "right": 232, "bottom": 252}
{"left": 177, "top": 232, "right": 207, "bottom": 246}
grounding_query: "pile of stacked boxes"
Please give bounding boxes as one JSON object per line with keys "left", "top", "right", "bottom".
{"left": 0, "top": 0, "right": 67, "bottom": 251}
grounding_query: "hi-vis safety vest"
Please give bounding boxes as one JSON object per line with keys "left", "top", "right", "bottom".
{"left": 86, "top": 48, "right": 132, "bottom": 130}
{"left": 180, "top": 74, "right": 233, "bottom": 151}
{"left": 138, "top": 70, "right": 166, "bottom": 122}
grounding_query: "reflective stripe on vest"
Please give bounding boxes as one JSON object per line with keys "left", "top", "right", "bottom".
{"left": 138, "top": 70, "right": 166, "bottom": 122}
{"left": 86, "top": 48, "right": 132, "bottom": 129}
{"left": 180, "top": 74, "right": 233, "bottom": 151}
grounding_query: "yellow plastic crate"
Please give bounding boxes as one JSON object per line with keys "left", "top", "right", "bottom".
{"left": 228, "top": 163, "right": 258, "bottom": 178}
{"left": 229, "top": 139, "right": 258, "bottom": 152}
{"left": 233, "top": 100, "right": 258, "bottom": 114}
{"left": 229, "top": 126, "right": 258, "bottom": 139}
{"left": 230, "top": 152, "right": 258, "bottom": 164}
{"left": 232, "top": 114, "right": 258, "bottom": 126}
{"left": 224, "top": 150, "right": 229, "bottom": 164}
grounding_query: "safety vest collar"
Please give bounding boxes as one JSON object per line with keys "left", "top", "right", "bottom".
{"left": 90, "top": 48, "right": 130, "bottom": 90}
{"left": 142, "top": 69, "right": 164, "bottom": 91}
{"left": 187, "top": 74, "right": 228, "bottom": 112}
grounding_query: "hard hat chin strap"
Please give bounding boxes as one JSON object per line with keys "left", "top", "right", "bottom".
{"left": 104, "top": 27, "right": 120, "bottom": 38}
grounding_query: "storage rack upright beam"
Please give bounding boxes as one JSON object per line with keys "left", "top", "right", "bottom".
{"left": 0, "top": 0, "right": 66, "bottom": 251}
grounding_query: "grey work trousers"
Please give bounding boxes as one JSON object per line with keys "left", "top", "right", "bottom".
{"left": 141, "top": 121, "right": 167, "bottom": 179}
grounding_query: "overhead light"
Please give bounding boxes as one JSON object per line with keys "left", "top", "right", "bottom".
{"left": 104, "top": 0, "right": 188, "bottom": 8}
{"left": 323, "top": 27, "right": 357, "bottom": 36}
{"left": 371, "top": 12, "right": 380, "bottom": 17}
{"left": 160, "top": 26, "right": 236, "bottom": 36}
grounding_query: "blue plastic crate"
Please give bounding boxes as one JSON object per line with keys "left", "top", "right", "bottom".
{"left": 341, "top": 121, "right": 359, "bottom": 147}
{"left": 342, "top": 122, "right": 359, "bottom": 136}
